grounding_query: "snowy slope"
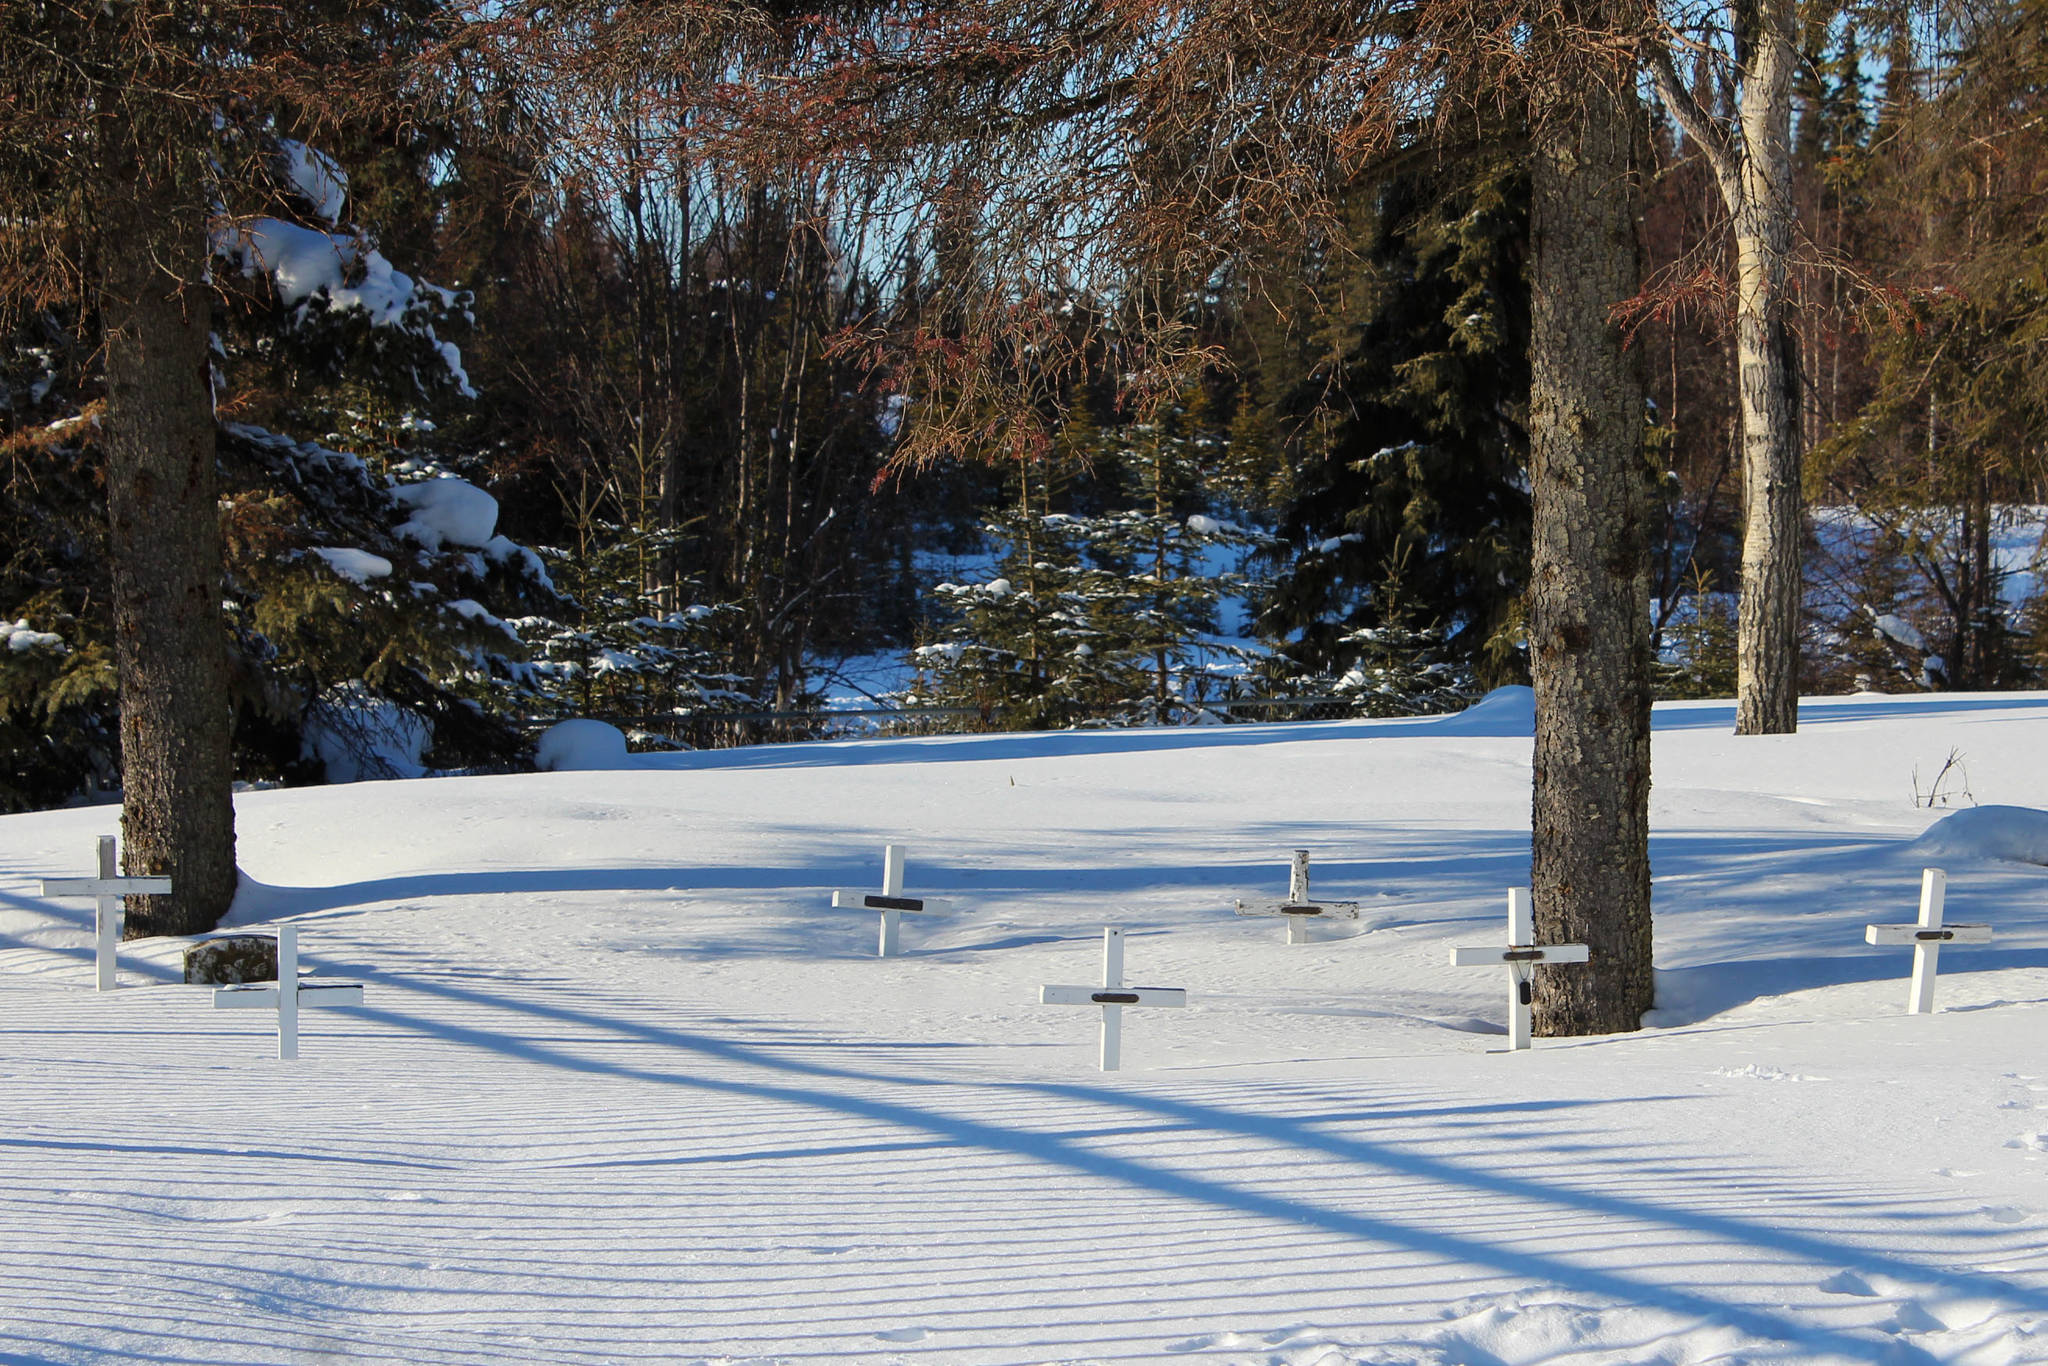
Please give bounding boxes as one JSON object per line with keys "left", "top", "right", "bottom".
{"left": 3, "top": 691, "right": 2047, "bottom": 1365}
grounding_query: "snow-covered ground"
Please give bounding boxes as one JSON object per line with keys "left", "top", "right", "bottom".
{"left": 4, "top": 690, "right": 2048, "bottom": 1365}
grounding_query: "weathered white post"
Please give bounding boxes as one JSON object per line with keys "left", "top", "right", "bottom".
{"left": 212, "top": 927, "right": 365, "bottom": 1060}
{"left": 1041, "top": 927, "right": 1187, "bottom": 1070}
{"left": 832, "top": 844, "right": 949, "bottom": 957}
{"left": 40, "top": 835, "right": 173, "bottom": 990}
{"left": 1235, "top": 848, "right": 1359, "bottom": 944}
{"left": 1449, "top": 888, "right": 1591, "bottom": 1050}
{"left": 1865, "top": 868, "right": 1992, "bottom": 1014}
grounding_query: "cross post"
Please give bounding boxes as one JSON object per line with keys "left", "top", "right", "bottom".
{"left": 1235, "top": 848, "right": 1359, "bottom": 944}
{"left": 1449, "top": 888, "right": 1591, "bottom": 1050}
{"left": 831, "top": 844, "right": 949, "bottom": 956}
{"left": 1041, "top": 927, "right": 1187, "bottom": 1070}
{"left": 212, "top": 927, "right": 365, "bottom": 1060}
{"left": 39, "top": 835, "right": 174, "bottom": 990}
{"left": 1864, "top": 868, "right": 1992, "bottom": 1014}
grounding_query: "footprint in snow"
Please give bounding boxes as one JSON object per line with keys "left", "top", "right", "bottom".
{"left": 1820, "top": 1271, "right": 1879, "bottom": 1297}
{"left": 874, "top": 1328, "right": 929, "bottom": 1344}
{"left": 1979, "top": 1205, "right": 2029, "bottom": 1224}
{"left": 2004, "top": 1132, "right": 2048, "bottom": 1153}
{"left": 1884, "top": 1302, "right": 1948, "bottom": 1335}
{"left": 1165, "top": 1332, "right": 1251, "bottom": 1352}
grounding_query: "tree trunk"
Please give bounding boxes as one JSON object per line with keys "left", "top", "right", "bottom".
{"left": 98, "top": 128, "right": 239, "bottom": 937}
{"left": 1731, "top": 0, "right": 1802, "bottom": 735}
{"left": 1527, "top": 38, "right": 1655, "bottom": 1037}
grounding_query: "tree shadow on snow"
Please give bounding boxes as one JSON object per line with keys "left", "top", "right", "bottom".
{"left": 313, "top": 967, "right": 2046, "bottom": 1365}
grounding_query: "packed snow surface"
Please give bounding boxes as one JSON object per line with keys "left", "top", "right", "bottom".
{"left": 5, "top": 690, "right": 2048, "bottom": 1364}
{"left": 1914, "top": 804, "right": 2048, "bottom": 866}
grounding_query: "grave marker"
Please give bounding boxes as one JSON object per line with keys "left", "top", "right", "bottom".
{"left": 832, "top": 845, "right": 949, "bottom": 956}
{"left": 1449, "top": 888, "right": 1590, "bottom": 1051}
{"left": 1865, "top": 868, "right": 1991, "bottom": 1014}
{"left": 39, "top": 835, "right": 173, "bottom": 990}
{"left": 212, "top": 927, "right": 364, "bottom": 1060}
{"left": 1041, "top": 927, "right": 1186, "bottom": 1071}
{"left": 1235, "top": 849, "right": 1359, "bottom": 944}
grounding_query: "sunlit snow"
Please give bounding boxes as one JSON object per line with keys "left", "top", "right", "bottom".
{"left": 4, "top": 689, "right": 2048, "bottom": 1363}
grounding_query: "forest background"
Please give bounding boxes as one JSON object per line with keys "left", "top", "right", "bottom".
{"left": 4, "top": 0, "right": 2046, "bottom": 817}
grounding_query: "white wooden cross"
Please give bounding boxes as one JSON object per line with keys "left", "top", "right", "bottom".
{"left": 1865, "top": 867, "right": 1992, "bottom": 1014}
{"left": 1041, "top": 926, "right": 1187, "bottom": 1071}
{"left": 832, "top": 844, "right": 949, "bottom": 956}
{"left": 1449, "top": 888, "right": 1591, "bottom": 1051}
{"left": 211, "top": 927, "right": 364, "bottom": 1060}
{"left": 1236, "top": 849, "right": 1359, "bottom": 944}
{"left": 39, "top": 835, "right": 173, "bottom": 991}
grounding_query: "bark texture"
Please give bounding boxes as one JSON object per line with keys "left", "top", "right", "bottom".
{"left": 99, "top": 129, "right": 239, "bottom": 937}
{"left": 1527, "top": 47, "right": 1655, "bottom": 1036}
{"left": 1649, "top": 0, "right": 1803, "bottom": 734}
{"left": 1730, "top": 0, "right": 1802, "bottom": 735}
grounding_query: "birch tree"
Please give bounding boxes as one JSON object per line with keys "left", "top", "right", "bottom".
{"left": 1646, "top": 0, "right": 1807, "bottom": 735}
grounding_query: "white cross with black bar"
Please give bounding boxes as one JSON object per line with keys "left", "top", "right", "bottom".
{"left": 1041, "top": 927, "right": 1187, "bottom": 1070}
{"left": 40, "top": 836, "right": 173, "bottom": 990}
{"left": 1236, "top": 849, "right": 1359, "bottom": 944}
{"left": 832, "top": 844, "right": 949, "bottom": 956}
{"left": 212, "top": 926, "right": 365, "bottom": 1060}
{"left": 1450, "top": 888, "right": 1590, "bottom": 1050}
{"left": 1865, "top": 867, "right": 1992, "bottom": 1014}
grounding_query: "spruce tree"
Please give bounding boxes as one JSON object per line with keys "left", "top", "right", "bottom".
{"left": 912, "top": 397, "right": 1267, "bottom": 727}
{"left": 1250, "top": 149, "right": 1531, "bottom": 705}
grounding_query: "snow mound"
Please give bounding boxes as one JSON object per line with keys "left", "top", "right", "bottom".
{"left": 1431, "top": 685, "right": 1536, "bottom": 737}
{"left": 392, "top": 477, "right": 498, "bottom": 551}
{"left": 309, "top": 547, "right": 393, "bottom": 584}
{"left": 1910, "top": 804, "right": 2048, "bottom": 866}
{"left": 5, "top": 619, "right": 65, "bottom": 653}
{"left": 301, "top": 684, "right": 430, "bottom": 782}
{"left": 276, "top": 139, "right": 348, "bottom": 222}
{"left": 535, "top": 719, "right": 632, "bottom": 772}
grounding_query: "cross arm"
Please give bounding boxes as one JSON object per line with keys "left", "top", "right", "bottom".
{"left": 832, "top": 891, "right": 948, "bottom": 915}
{"left": 41, "top": 877, "right": 174, "bottom": 897}
{"left": 1865, "top": 923, "right": 1993, "bottom": 946}
{"left": 213, "top": 983, "right": 366, "bottom": 1008}
{"left": 1449, "top": 944, "right": 1591, "bottom": 967}
{"left": 1041, "top": 984, "right": 1187, "bottom": 1008}
{"left": 1235, "top": 900, "right": 1360, "bottom": 919}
